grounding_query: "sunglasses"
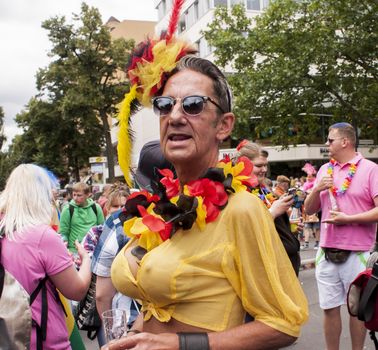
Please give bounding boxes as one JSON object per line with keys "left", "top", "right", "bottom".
{"left": 327, "top": 137, "right": 344, "bottom": 144}
{"left": 151, "top": 95, "right": 225, "bottom": 117}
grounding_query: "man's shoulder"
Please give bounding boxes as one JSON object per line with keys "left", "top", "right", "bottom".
{"left": 359, "top": 157, "right": 378, "bottom": 170}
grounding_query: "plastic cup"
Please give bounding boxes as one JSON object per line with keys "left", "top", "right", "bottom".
{"left": 102, "top": 309, "right": 128, "bottom": 342}
{"left": 290, "top": 219, "right": 300, "bottom": 233}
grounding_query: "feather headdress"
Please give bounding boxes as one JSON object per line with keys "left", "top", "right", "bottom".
{"left": 117, "top": 0, "right": 196, "bottom": 186}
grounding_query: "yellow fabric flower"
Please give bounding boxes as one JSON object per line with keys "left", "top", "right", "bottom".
{"left": 218, "top": 160, "right": 249, "bottom": 192}
{"left": 195, "top": 196, "right": 207, "bottom": 230}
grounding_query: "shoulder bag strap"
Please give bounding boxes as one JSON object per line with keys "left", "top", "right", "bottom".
{"left": 30, "top": 276, "right": 49, "bottom": 350}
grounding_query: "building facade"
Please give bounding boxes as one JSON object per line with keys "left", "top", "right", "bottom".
{"left": 105, "top": 2, "right": 377, "bottom": 184}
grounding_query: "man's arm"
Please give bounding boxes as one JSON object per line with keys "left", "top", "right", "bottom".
{"left": 304, "top": 175, "right": 333, "bottom": 215}
{"left": 104, "top": 320, "right": 296, "bottom": 350}
{"left": 96, "top": 276, "right": 116, "bottom": 319}
{"left": 323, "top": 196, "right": 378, "bottom": 225}
{"left": 58, "top": 206, "right": 70, "bottom": 243}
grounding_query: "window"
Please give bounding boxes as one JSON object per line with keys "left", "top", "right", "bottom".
{"left": 199, "top": 0, "right": 210, "bottom": 17}
{"left": 193, "top": 1, "right": 199, "bottom": 20}
{"left": 187, "top": 5, "right": 196, "bottom": 27}
{"left": 213, "top": 0, "right": 227, "bottom": 7}
{"left": 230, "top": 0, "right": 244, "bottom": 6}
{"left": 178, "top": 14, "right": 186, "bottom": 33}
{"left": 157, "top": 0, "right": 166, "bottom": 20}
{"left": 197, "top": 37, "right": 213, "bottom": 58}
{"left": 262, "top": 0, "right": 270, "bottom": 9}
{"left": 247, "top": 0, "right": 260, "bottom": 10}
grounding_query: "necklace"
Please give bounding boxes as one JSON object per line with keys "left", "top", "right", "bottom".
{"left": 251, "top": 186, "right": 277, "bottom": 208}
{"left": 327, "top": 158, "right": 357, "bottom": 196}
{"left": 120, "top": 156, "right": 258, "bottom": 253}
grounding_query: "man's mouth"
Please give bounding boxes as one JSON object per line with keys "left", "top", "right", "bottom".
{"left": 168, "top": 134, "right": 191, "bottom": 141}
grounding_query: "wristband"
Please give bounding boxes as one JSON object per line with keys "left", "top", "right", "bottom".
{"left": 126, "top": 329, "right": 141, "bottom": 335}
{"left": 177, "top": 332, "right": 209, "bottom": 350}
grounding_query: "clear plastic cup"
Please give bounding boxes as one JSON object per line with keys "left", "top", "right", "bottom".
{"left": 102, "top": 309, "right": 128, "bottom": 342}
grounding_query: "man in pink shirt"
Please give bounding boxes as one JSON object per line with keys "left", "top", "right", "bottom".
{"left": 305, "top": 122, "right": 378, "bottom": 350}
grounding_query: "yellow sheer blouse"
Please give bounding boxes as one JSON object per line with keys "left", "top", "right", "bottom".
{"left": 111, "top": 191, "right": 308, "bottom": 337}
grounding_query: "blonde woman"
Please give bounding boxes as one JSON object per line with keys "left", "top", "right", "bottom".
{"left": 0, "top": 164, "right": 91, "bottom": 349}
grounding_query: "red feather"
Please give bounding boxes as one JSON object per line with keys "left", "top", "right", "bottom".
{"left": 166, "top": 0, "right": 185, "bottom": 42}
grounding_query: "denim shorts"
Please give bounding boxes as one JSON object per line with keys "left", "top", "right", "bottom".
{"left": 304, "top": 222, "right": 320, "bottom": 230}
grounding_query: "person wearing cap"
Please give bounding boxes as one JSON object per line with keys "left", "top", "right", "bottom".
{"left": 105, "top": 2, "right": 308, "bottom": 349}
{"left": 134, "top": 140, "right": 175, "bottom": 191}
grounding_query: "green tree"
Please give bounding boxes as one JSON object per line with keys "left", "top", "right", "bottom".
{"left": 204, "top": 0, "right": 378, "bottom": 145}
{"left": 0, "top": 106, "right": 10, "bottom": 189}
{"left": 36, "top": 2, "right": 134, "bottom": 180}
{"left": 0, "top": 106, "right": 6, "bottom": 150}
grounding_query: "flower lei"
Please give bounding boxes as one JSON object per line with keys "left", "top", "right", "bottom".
{"left": 119, "top": 156, "right": 258, "bottom": 253}
{"left": 251, "top": 186, "right": 277, "bottom": 208}
{"left": 327, "top": 159, "right": 357, "bottom": 196}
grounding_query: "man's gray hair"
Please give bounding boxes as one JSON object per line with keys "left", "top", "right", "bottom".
{"left": 170, "top": 55, "right": 233, "bottom": 114}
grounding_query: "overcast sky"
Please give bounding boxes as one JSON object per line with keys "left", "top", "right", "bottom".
{"left": 0, "top": 0, "right": 157, "bottom": 148}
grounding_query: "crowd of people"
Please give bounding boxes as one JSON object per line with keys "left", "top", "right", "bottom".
{"left": 1, "top": 2, "right": 377, "bottom": 349}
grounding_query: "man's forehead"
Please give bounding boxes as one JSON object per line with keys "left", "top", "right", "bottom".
{"left": 328, "top": 128, "right": 340, "bottom": 137}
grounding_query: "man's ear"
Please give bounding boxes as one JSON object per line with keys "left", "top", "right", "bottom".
{"left": 216, "top": 112, "right": 235, "bottom": 142}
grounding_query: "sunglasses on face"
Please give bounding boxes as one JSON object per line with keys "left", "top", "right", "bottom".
{"left": 151, "top": 95, "right": 225, "bottom": 117}
{"left": 327, "top": 137, "right": 344, "bottom": 144}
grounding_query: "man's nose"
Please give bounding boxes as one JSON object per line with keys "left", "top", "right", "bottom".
{"left": 168, "top": 101, "right": 186, "bottom": 124}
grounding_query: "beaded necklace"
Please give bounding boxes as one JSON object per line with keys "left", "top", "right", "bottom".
{"left": 251, "top": 186, "right": 277, "bottom": 208}
{"left": 327, "top": 158, "right": 357, "bottom": 196}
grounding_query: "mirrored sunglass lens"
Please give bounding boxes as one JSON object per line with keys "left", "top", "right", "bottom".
{"left": 182, "top": 96, "right": 204, "bottom": 115}
{"left": 154, "top": 98, "right": 173, "bottom": 115}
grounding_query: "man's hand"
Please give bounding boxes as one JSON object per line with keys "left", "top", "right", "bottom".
{"left": 102, "top": 332, "right": 179, "bottom": 350}
{"left": 314, "top": 175, "right": 333, "bottom": 193}
{"left": 322, "top": 210, "right": 350, "bottom": 225}
{"left": 269, "top": 195, "right": 294, "bottom": 219}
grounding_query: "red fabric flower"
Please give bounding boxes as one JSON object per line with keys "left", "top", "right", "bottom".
{"left": 237, "top": 156, "right": 259, "bottom": 188}
{"left": 138, "top": 205, "right": 172, "bottom": 241}
{"left": 186, "top": 178, "right": 228, "bottom": 223}
{"left": 159, "top": 168, "right": 180, "bottom": 198}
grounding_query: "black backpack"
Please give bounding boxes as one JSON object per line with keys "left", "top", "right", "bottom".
{"left": 69, "top": 203, "right": 98, "bottom": 222}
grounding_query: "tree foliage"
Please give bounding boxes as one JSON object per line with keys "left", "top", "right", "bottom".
{"left": 14, "top": 3, "right": 134, "bottom": 181}
{"left": 204, "top": 0, "right": 378, "bottom": 145}
{"left": 0, "top": 106, "right": 9, "bottom": 189}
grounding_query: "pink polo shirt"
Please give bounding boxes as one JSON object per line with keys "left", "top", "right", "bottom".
{"left": 316, "top": 153, "right": 378, "bottom": 251}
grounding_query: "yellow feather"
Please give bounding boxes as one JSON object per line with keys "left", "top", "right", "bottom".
{"left": 117, "top": 84, "right": 137, "bottom": 186}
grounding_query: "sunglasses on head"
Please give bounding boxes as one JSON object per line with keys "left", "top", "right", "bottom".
{"left": 151, "top": 95, "right": 225, "bottom": 117}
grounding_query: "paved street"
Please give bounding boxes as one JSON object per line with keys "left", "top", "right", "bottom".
{"left": 287, "top": 268, "right": 375, "bottom": 350}
{"left": 81, "top": 240, "right": 375, "bottom": 349}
